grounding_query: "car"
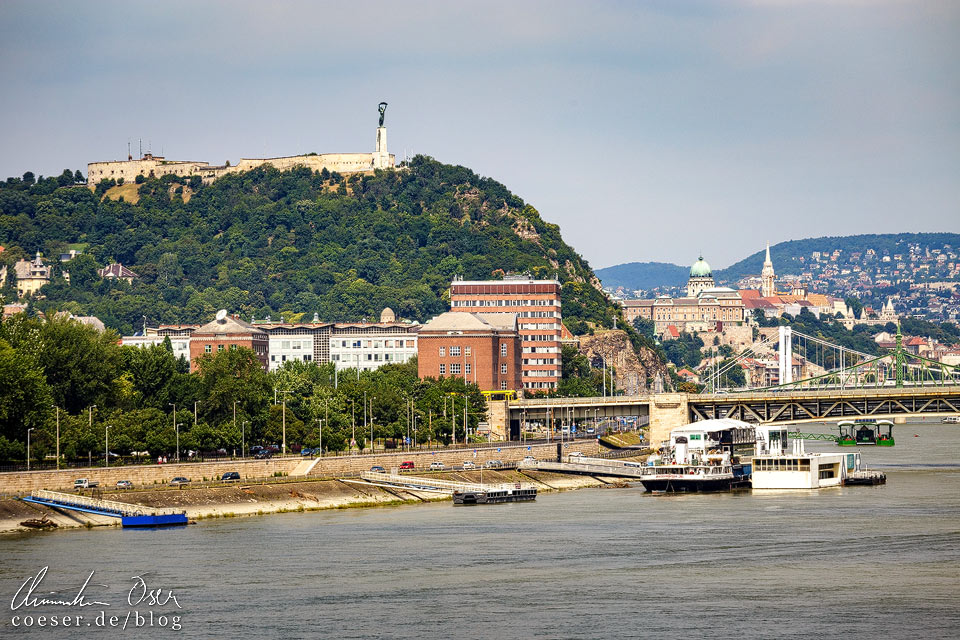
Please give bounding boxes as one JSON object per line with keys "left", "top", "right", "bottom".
{"left": 221, "top": 472, "right": 240, "bottom": 482}
{"left": 483, "top": 460, "right": 503, "bottom": 469}
{"left": 569, "top": 451, "right": 584, "bottom": 458}
{"left": 169, "top": 477, "right": 191, "bottom": 486}
{"left": 301, "top": 448, "right": 314, "bottom": 456}
{"left": 462, "top": 461, "right": 476, "bottom": 470}
{"left": 522, "top": 456, "right": 537, "bottom": 464}
{"left": 399, "top": 461, "right": 415, "bottom": 470}
{"left": 429, "top": 461, "right": 445, "bottom": 471}
{"left": 370, "top": 465, "right": 386, "bottom": 473}
{"left": 116, "top": 480, "right": 133, "bottom": 489}
{"left": 74, "top": 478, "right": 98, "bottom": 489}
{"left": 254, "top": 450, "right": 273, "bottom": 459}
{"left": 586, "top": 427, "right": 596, "bottom": 435}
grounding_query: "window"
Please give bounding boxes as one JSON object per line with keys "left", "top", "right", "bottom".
{"left": 205, "top": 344, "right": 212, "bottom": 353}
{"left": 439, "top": 346, "right": 446, "bottom": 357}
{"left": 451, "top": 363, "right": 461, "bottom": 375}
{"left": 465, "top": 363, "right": 471, "bottom": 374}
{"left": 438, "top": 363, "right": 446, "bottom": 375}
{"left": 230, "top": 344, "right": 237, "bottom": 350}
{"left": 501, "top": 363, "right": 508, "bottom": 374}
{"left": 501, "top": 381, "right": 508, "bottom": 390}
{"left": 501, "top": 344, "right": 508, "bottom": 357}
{"left": 465, "top": 346, "right": 471, "bottom": 356}
{"left": 217, "top": 344, "right": 225, "bottom": 352}
{"left": 450, "top": 346, "right": 461, "bottom": 357}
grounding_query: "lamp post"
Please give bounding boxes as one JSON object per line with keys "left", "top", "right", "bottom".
{"left": 317, "top": 418, "right": 323, "bottom": 457}
{"left": 27, "top": 428, "right": 35, "bottom": 471}
{"left": 369, "top": 396, "right": 375, "bottom": 454}
{"left": 168, "top": 403, "right": 177, "bottom": 459}
{"left": 52, "top": 405, "right": 60, "bottom": 470}
{"left": 233, "top": 400, "right": 238, "bottom": 452}
{"left": 88, "top": 405, "right": 96, "bottom": 467}
{"left": 176, "top": 423, "right": 185, "bottom": 462}
{"left": 275, "top": 390, "right": 291, "bottom": 456}
{"left": 241, "top": 420, "right": 249, "bottom": 458}
{"left": 105, "top": 425, "right": 111, "bottom": 467}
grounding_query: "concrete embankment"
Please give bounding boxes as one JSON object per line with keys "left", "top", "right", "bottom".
{"left": 0, "top": 440, "right": 600, "bottom": 495}
{"left": 1, "top": 467, "right": 632, "bottom": 534}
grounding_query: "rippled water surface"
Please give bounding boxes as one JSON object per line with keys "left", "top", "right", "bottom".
{"left": 2, "top": 421, "right": 959, "bottom": 639}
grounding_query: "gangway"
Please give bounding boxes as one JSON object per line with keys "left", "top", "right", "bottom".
{"left": 522, "top": 457, "right": 652, "bottom": 479}
{"left": 788, "top": 432, "right": 840, "bottom": 442}
{"left": 21, "top": 490, "right": 187, "bottom": 527}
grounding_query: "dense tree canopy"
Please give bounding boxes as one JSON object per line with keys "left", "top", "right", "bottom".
{"left": 0, "top": 157, "right": 628, "bottom": 337}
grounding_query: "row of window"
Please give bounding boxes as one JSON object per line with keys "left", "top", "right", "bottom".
{"left": 525, "top": 370, "right": 560, "bottom": 377}
{"left": 332, "top": 353, "right": 405, "bottom": 362}
{"left": 451, "top": 299, "right": 560, "bottom": 307}
{"left": 522, "top": 334, "right": 559, "bottom": 342}
{"left": 522, "top": 358, "right": 557, "bottom": 365}
{"left": 332, "top": 339, "right": 415, "bottom": 349}
{"left": 519, "top": 322, "right": 560, "bottom": 330}
{"left": 271, "top": 354, "right": 312, "bottom": 362}
{"left": 438, "top": 344, "right": 511, "bottom": 357}
{"left": 523, "top": 346, "right": 559, "bottom": 354}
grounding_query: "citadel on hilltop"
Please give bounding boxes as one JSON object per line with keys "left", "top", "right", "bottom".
{"left": 86, "top": 103, "right": 396, "bottom": 186}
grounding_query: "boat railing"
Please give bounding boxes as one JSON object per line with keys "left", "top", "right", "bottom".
{"left": 640, "top": 464, "right": 734, "bottom": 477}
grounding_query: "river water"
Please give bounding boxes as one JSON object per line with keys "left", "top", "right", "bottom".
{"left": 2, "top": 420, "right": 959, "bottom": 639}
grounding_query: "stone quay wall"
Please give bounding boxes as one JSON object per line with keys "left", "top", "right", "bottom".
{"left": 0, "top": 440, "right": 599, "bottom": 495}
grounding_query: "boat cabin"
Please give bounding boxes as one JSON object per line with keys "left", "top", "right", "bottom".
{"left": 668, "top": 418, "right": 757, "bottom": 465}
{"left": 838, "top": 419, "right": 894, "bottom": 446}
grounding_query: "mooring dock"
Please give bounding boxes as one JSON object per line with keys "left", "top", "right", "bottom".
{"left": 521, "top": 456, "right": 651, "bottom": 479}
{"left": 345, "top": 471, "right": 537, "bottom": 504}
{"left": 21, "top": 490, "right": 188, "bottom": 527}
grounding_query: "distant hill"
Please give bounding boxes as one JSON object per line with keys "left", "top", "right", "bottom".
{"left": 600, "top": 233, "right": 960, "bottom": 291}
{"left": 715, "top": 233, "right": 960, "bottom": 283}
{"left": 594, "top": 262, "right": 688, "bottom": 291}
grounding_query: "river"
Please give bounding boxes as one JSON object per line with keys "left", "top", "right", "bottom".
{"left": 2, "top": 420, "right": 959, "bottom": 639}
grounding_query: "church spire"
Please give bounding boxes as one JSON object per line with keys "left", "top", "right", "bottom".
{"left": 761, "top": 243, "right": 776, "bottom": 297}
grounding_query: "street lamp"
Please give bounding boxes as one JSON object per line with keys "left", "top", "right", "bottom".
{"left": 241, "top": 421, "right": 249, "bottom": 459}
{"left": 275, "top": 389, "right": 291, "bottom": 456}
{"left": 369, "top": 396, "right": 375, "bottom": 454}
{"left": 168, "top": 403, "right": 177, "bottom": 458}
{"left": 27, "top": 428, "right": 35, "bottom": 471}
{"left": 105, "top": 425, "right": 111, "bottom": 467}
{"left": 176, "top": 423, "right": 185, "bottom": 462}
{"left": 52, "top": 405, "right": 60, "bottom": 470}
{"left": 88, "top": 405, "right": 97, "bottom": 467}
{"left": 316, "top": 418, "right": 323, "bottom": 457}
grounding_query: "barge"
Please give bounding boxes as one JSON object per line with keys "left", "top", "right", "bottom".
{"left": 453, "top": 484, "right": 537, "bottom": 505}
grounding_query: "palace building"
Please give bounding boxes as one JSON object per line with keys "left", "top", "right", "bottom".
{"left": 622, "top": 256, "right": 746, "bottom": 337}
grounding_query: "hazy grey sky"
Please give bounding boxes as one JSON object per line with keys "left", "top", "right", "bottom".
{"left": 1, "top": 1, "right": 957, "bottom": 269}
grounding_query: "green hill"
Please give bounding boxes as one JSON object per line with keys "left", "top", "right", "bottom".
{"left": 595, "top": 261, "right": 688, "bottom": 291}
{"left": 0, "top": 157, "right": 621, "bottom": 338}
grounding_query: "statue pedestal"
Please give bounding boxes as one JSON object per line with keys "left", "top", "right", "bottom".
{"left": 374, "top": 126, "right": 390, "bottom": 169}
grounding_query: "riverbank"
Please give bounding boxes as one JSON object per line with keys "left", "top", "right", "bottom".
{"left": 0, "top": 468, "right": 630, "bottom": 534}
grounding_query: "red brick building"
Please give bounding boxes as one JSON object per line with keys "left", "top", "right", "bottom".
{"left": 417, "top": 312, "right": 523, "bottom": 392}
{"left": 449, "top": 277, "right": 562, "bottom": 391}
{"left": 188, "top": 312, "right": 269, "bottom": 372}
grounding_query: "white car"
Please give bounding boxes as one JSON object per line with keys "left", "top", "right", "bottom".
{"left": 522, "top": 456, "right": 536, "bottom": 464}
{"left": 569, "top": 451, "right": 584, "bottom": 458}
{"left": 461, "top": 461, "right": 476, "bottom": 470}
{"left": 429, "top": 461, "right": 445, "bottom": 471}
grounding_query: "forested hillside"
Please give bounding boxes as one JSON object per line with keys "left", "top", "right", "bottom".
{"left": 0, "top": 157, "right": 617, "bottom": 336}
{"left": 594, "top": 261, "right": 688, "bottom": 291}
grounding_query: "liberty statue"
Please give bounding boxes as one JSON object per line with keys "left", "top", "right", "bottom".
{"left": 378, "top": 102, "right": 388, "bottom": 127}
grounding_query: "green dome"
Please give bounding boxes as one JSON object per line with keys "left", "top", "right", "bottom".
{"left": 690, "top": 256, "right": 712, "bottom": 277}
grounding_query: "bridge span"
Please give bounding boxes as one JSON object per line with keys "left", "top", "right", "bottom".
{"left": 503, "top": 385, "right": 960, "bottom": 445}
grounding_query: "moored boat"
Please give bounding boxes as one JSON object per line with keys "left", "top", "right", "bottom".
{"left": 641, "top": 418, "right": 756, "bottom": 493}
{"left": 838, "top": 419, "right": 895, "bottom": 447}
{"left": 753, "top": 425, "right": 885, "bottom": 489}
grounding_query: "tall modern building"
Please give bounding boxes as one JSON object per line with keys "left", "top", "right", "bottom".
{"left": 449, "top": 276, "right": 562, "bottom": 391}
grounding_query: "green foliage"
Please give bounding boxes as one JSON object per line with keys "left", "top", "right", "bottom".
{"left": 663, "top": 332, "right": 704, "bottom": 368}
{"left": 1, "top": 157, "right": 615, "bottom": 335}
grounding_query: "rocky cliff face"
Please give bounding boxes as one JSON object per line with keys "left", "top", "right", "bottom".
{"left": 577, "top": 330, "right": 668, "bottom": 395}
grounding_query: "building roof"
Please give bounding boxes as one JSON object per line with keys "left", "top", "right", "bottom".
{"left": 193, "top": 312, "right": 266, "bottom": 336}
{"left": 690, "top": 256, "right": 712, "bottom": 277}
{"left": 421, "top": 311, "right": 517, "bottom": 334}
{"left": 99, "top": 263, "right": 140, "bottom": 279}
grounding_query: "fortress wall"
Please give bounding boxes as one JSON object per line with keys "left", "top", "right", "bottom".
{"left": 89, "top": 151, "right": 397, "bottom": 187}
{"left": 87, "top": 159, "right": 211, "bottom": 185}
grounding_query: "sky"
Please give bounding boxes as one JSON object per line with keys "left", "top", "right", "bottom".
{"left": 1, "top": 1, "right": 957, "bottom": 270}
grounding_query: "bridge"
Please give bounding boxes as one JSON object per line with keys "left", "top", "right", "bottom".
{"left": 496, "top": 323, "right": 960, "bottom": 445}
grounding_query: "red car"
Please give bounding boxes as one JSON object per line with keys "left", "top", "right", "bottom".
{"left": 399, "top": 461, "right": 415, "bottom": 471}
